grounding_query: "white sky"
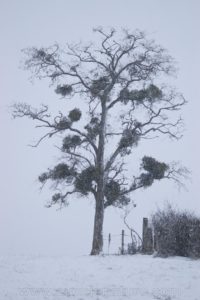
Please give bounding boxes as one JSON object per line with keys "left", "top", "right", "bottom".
{"left": 0, "top": 0, "right": 200, "bottom": 256}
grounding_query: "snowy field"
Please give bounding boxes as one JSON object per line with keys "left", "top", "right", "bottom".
{"left": 0, "top": 254, "right": 200, "bottom": 300}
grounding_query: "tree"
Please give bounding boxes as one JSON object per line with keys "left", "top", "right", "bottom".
{"left": 12, "top": 27, "right": 187, "bottom": 255}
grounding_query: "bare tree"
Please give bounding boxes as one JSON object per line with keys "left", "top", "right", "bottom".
{"left": 12, "top": 27, "right": 187, "bottom": 255}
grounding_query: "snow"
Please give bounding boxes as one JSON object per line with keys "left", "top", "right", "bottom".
{"left": 0, "top": 254, "right": 200, "bottom": 300}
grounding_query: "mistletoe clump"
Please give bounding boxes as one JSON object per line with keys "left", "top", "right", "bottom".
{"left": 113, "top": 195, "right": 131, "bottom": 208}
{"left": 55, "top": 84, "right": 73, "bottom": 96}
{"left": 32, "top": 48, "right": 51, "bottom": 61}
{"left": 139, "top": 156, "right": 169, "bottom": 187}
{"left": 75, "top": 166, "right": 98, "bottom": 195}
{"left": 68, "top": 108, "right": 82, "bottom": 122}
{"left": 119, "top": 129, "right": 140, "bottom": 155}
{"left": 85, "top": 117, "right": 100, "bottom": 139}
{"left": 142, "top": 156, "right": 169, "bottom": 179}
{"left": 51, "top": 163, "right": 73, "bottom": 180}
{"left": 120, "top": 84, "right": 162, "bottom": 105}
{"left": 56, "top": 117, "right": 72, "bottom": 130}
{"left": 90, "top": 76, "right": 109, "bottom": 97}
{"left": 38, "top": 163, "right": 75, "bottom": 184}
{"left": 105, "top": 180, "right": 121, "bottom": 203}
{"left": 146, "top": 84, "right": 163, "bottom": 101}
{"left": 62, "top": 135, "right": 82, "bottom": 151}
{"left": 38, "top": 172, "right": 49, "bottom": 183}
{"left": 104, "top": 180, "right": 131, "bottom": 208}
{"left": 139, "top": 172, "right": 154, "bottom": 187}
{"left": 51, "top": 193, "right": 62, "bottom": 204}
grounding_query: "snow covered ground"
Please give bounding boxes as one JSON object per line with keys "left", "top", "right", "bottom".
{"left": 0, "top": 254, "right": 199, "bottom": 300}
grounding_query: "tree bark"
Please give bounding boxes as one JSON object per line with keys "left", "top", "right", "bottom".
{"left": 90, "top": 193, "right": 104, "bottom": 255}
{"left": 90, "top": 100, "right": 107, "bottom": 255}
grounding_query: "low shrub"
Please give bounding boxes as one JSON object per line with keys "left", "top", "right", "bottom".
{"left": 152, "top": 205, "right": 200, "bottom": 258}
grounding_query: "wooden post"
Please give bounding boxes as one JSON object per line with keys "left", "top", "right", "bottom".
{"left": 147, "top": 228, "right": 153, "bottom": 254}
{"left": 142, "top": 218, "right": 153, "bottom": 254}
{"left": 108, "top": 233, "right": 111, "bottom": 255}
{"left": 142, "top": 218, "right": 148, "bottom": 253}
{"left": 121, "top": 230, "right": 125, "bottom": 255}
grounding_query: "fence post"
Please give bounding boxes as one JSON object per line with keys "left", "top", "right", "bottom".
{"left": 142, "top": 218, "right": 153, "bottom": 254}
{"left": 121, "top": 229, "right": 125, "bottom": 255}
{"left": 108, "top": 233, "right": 111, "bottom": 255}
{"left": 142, "top": 218, "right": 148, "bottom": 253}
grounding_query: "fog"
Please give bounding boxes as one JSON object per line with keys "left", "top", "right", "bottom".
{"left": 0, "top": 0, "right": 200, "bottom": 256}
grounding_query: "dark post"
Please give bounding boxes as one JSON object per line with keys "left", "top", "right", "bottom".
{"left": 108, "top": 233, "right": 111, "bottom": 254}
{"left": 121, "top": 229, "right": 125, "bottom": 255}
{"left": 142, "top": 218, "right": 148, "bottom": 253}
{"left": 147, "top": 228, "right": 153, "bottom": 253}
{"left": 142, "top": 218, "right": 153, "bottom": 254}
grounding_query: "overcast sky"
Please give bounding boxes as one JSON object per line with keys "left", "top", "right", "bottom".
{"left": 0, "top": 0, "right": 200, "bottom": 256}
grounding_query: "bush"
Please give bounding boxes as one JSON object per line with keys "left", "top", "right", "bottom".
{"left": 152, "top": 205, "right": 200, "bottom": 258}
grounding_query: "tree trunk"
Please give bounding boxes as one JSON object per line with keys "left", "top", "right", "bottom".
{"left": 90, "top": 100, "right": 107, "bottom": 255}
{"left": 90, "top": 193, "right": 104, "bottom": 255}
